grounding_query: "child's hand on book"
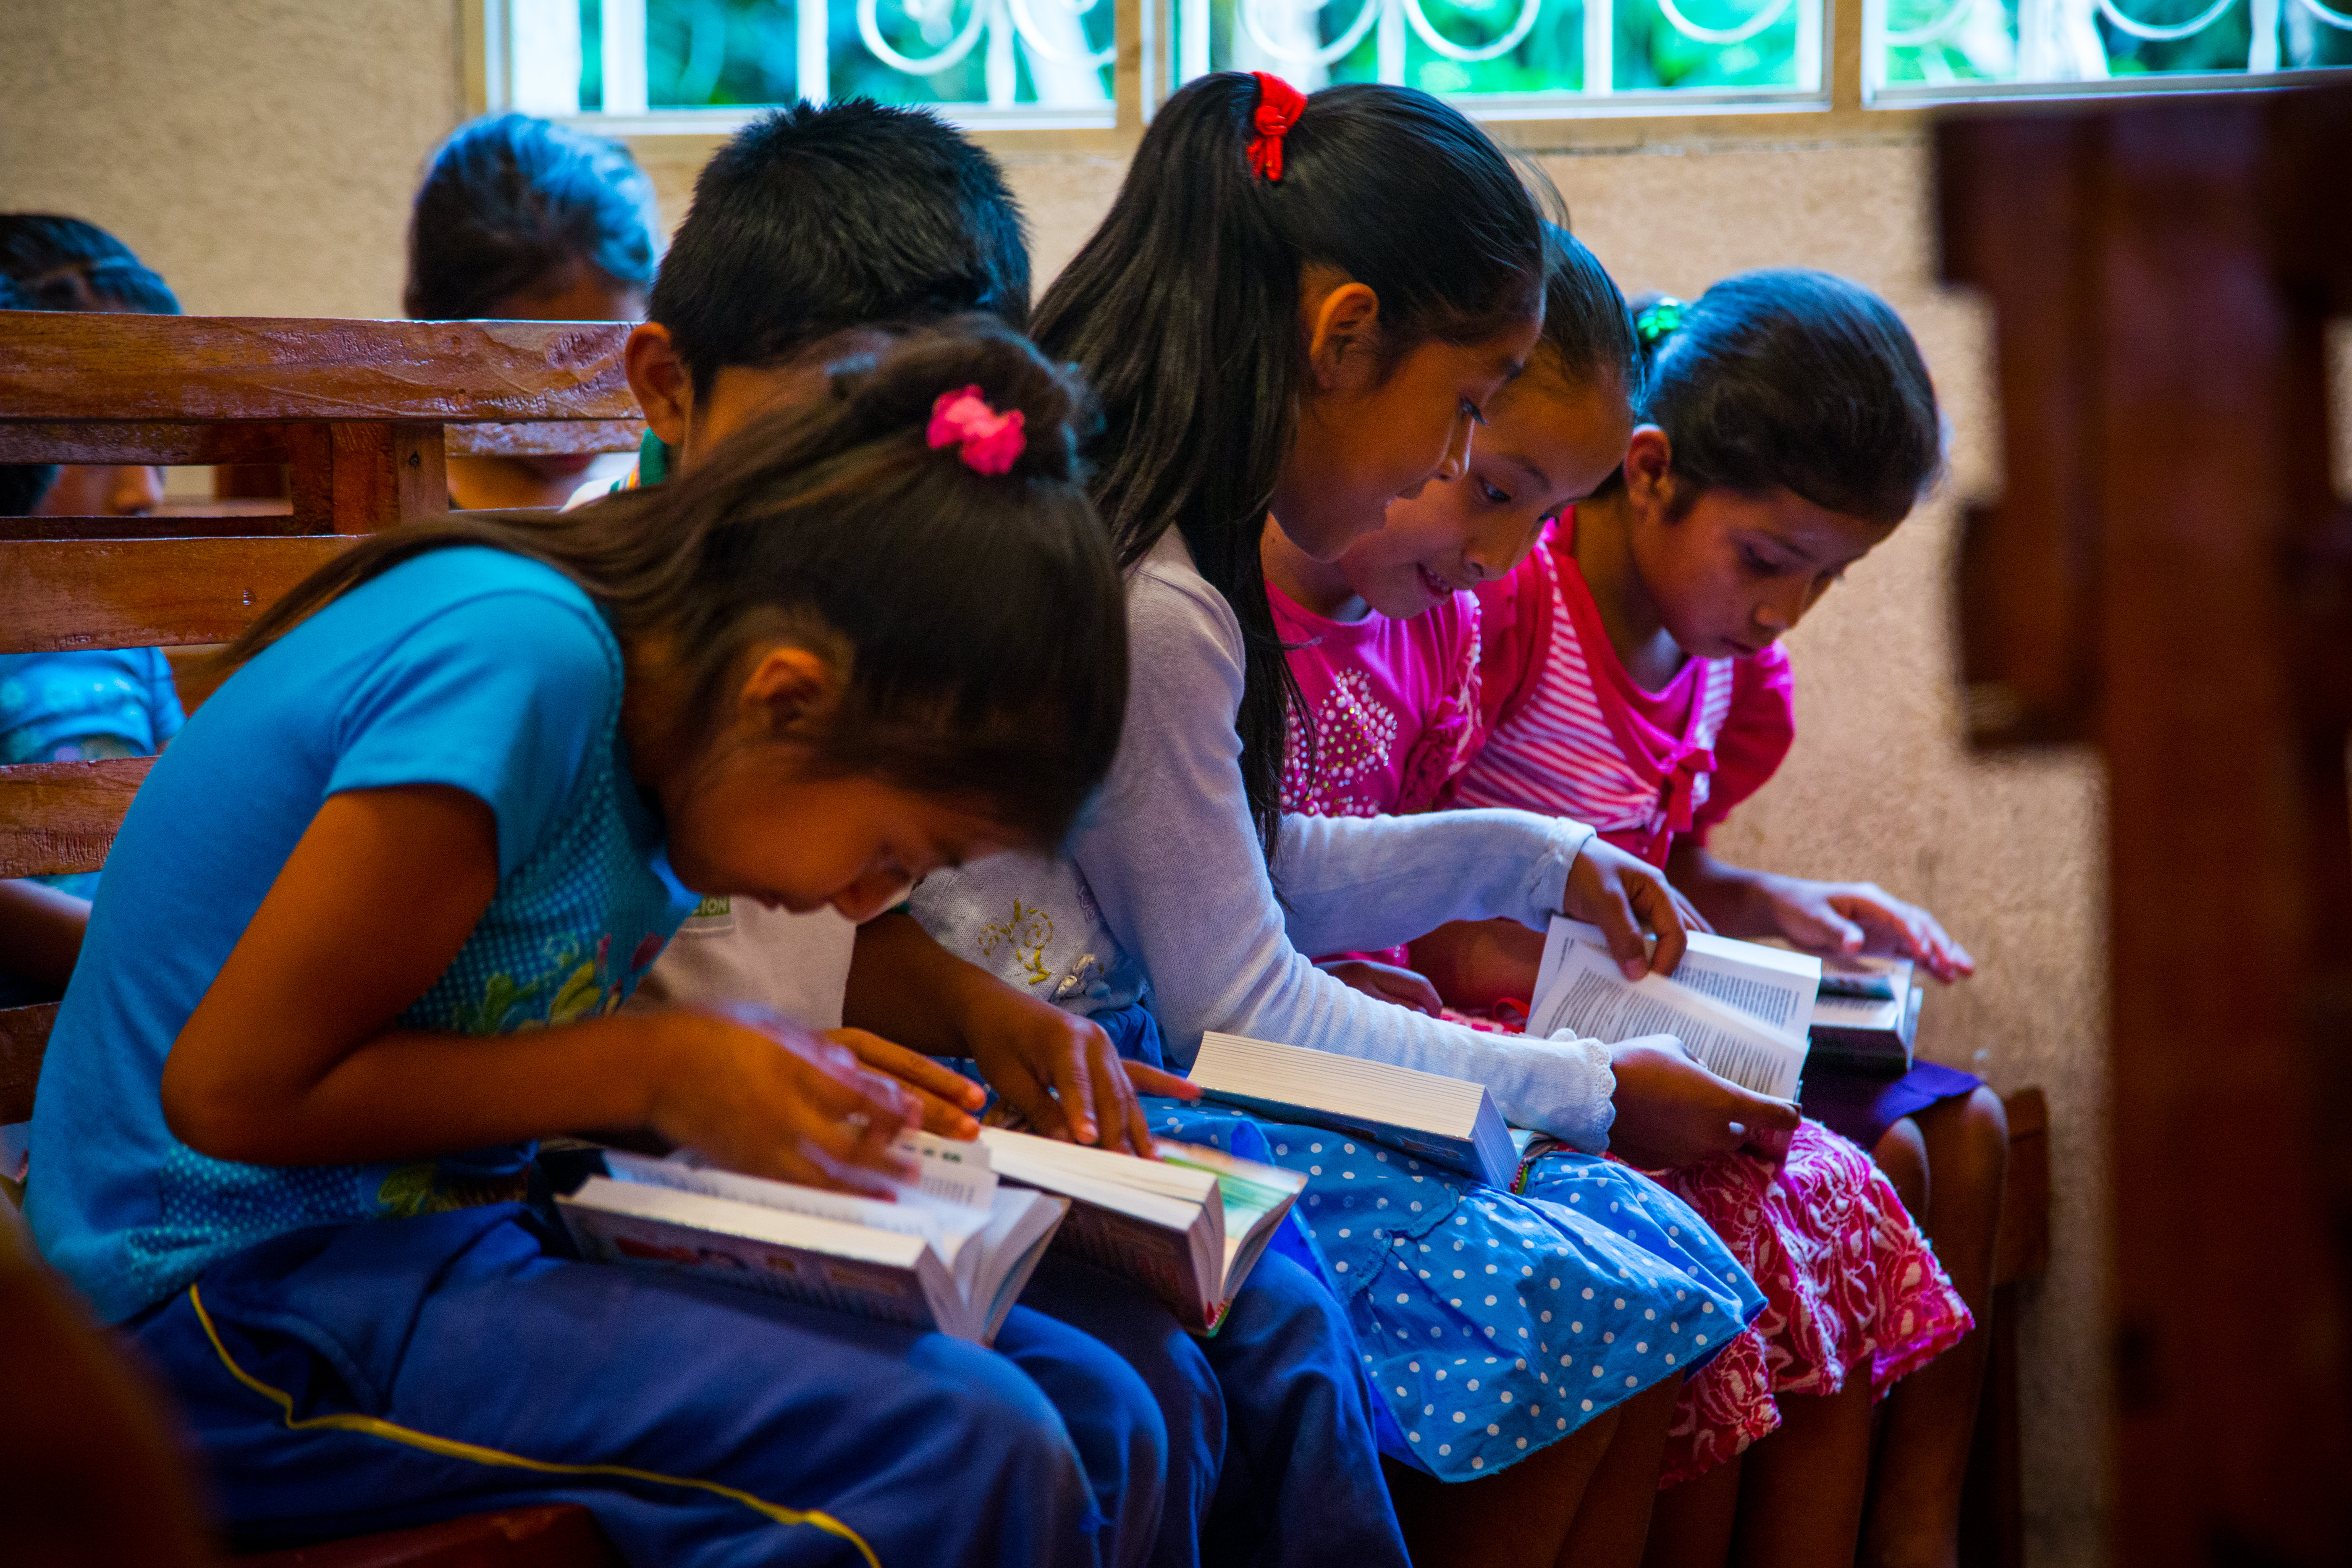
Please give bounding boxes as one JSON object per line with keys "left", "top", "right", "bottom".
{"left": 1758, "top": 877, "right": 1976, "bottom": 983}
{"left": 649, "top": 1007, "right": 921, "bottom": 1197}
{"left": 825, "top": 1028, "right": 988, "bottom": 1141}
{"left": 1564, "top": 841, "right": 1714, "bottom": 982}
{"left": 1316, "top": 957, "right": 1444, "bottom": 1016}
{"left": 1604, "top": 1037, "right": 1802, "bottom": 1170}
{"left": 961, "top": 983, "right": 1201, "bottom": 1158}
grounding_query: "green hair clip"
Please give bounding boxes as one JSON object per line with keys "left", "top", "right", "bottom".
{"left": 1634, "top": 298, "right": 1687, "bottom": 346}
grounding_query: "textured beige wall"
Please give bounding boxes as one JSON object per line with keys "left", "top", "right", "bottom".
{"left": 0, "top": 10, "right": 2111, "bottom": 1564}
{"left": 0, "top": 0, "right": 464, "bottom": 319}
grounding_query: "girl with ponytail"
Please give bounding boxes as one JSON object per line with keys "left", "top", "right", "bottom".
{"left": 25, "top": 321, "right": 1179, "bottom": 1568}
{"left": 914, "top": 74, "right": 1776, "bottom": 1566}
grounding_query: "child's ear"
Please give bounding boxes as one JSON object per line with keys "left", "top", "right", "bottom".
{"left": 1620, "top": 426, "right": 1676, "bottom": 519}
{"left": 1303, "top": 279, "right": 1383, "bottom": 394}
{"left": 625, "top": 323, "right": 695, "bottom": 451}
{"left": 739, "top": 645, "right": 842, "bottom": 738}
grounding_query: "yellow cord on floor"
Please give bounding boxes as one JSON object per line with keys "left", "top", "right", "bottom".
{"left": 188, "top": 1283, "right": 881, "bottom": 1568}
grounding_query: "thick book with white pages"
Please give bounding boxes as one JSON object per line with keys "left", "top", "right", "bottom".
{"left": 1525, "top": 918, "right": 1822, "bottom": 1101}
{"left": 963, "top": 1127, "right": 1306, "bottom": 1334}
{"left": 556, "top": 1148, "right": 1066, "bottom": 1345}
{"left": 1186, "top": 1030, "right": 1518, "bottom": 1189}
{"left": 1807, "top": 956, "right": 1923, "bottom": 1071}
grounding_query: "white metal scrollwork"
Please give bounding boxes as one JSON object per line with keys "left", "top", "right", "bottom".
{"left": 1881, "top": 0, "right": 1978, "bottom": 47}
{"left": 1652, "top": 0, "right": 1796, "bottom": 45}
{"left": 2090, "top": 0, "right": 2236, "bottom": 41}
{"left": 1007, "top": 0, "right": 1120, "bottom": 62}
{"left": 1402, "top": 0, "right": 1545, "bottom": 60}
{"left": 1241, "top": 0, "right": 1388, "bottom": 63}
{"left": 858, "top": 0, "right": 995, "bottom": 73}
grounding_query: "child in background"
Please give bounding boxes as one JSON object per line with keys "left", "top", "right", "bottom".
{"left": 405, "top": 113, "right": 662, "bottom": 510}
{"left": 1426, "top": 271, "right": 2004, "bottom": 1568}
{"left": 608, "top": 100, "right": 1390, "bottom": 1568}
{"left": 25, "top": 324, "right": 1177, "bottom": 1568}
{"left": 916, "top": 74, "right": 1787, "bottom": 1568}
{"left": 0, "top": 223, "right": 187, "bottom": 1030}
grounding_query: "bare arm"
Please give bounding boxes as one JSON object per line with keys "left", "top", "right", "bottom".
{"left": 844, "top": 909, "right": 1196, "bottom": 1156}
{"left": 162, "top": 785, "right": 917, "bottom": 1192}
{"left": 0, "top": 880, "right": 92, "bottom": 992}
{"left": 1665, "top": 839, "right": 1974, "bottom": 982}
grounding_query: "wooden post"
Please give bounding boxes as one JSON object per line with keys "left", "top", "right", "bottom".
{"left": 1938, "top": 87, "right": 2352, "bottom": 1565}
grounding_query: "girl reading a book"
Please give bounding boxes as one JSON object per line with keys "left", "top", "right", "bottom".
{"left": 1287, "top": 253, "right": 1973, "bottom": 1568}
{"left": 24, "top": 323, "right": 1188, "bottom": 1568}
{"left": 912, "top": 74, "right": 1788, "bottom": 1568}
{"left": 1420, "top": 269, "right": 2002, "bottom": 1568}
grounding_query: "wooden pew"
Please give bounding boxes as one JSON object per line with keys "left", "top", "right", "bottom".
{"left": 0, "top": 310, "right": 635, "bottom": 1567}
{"left": 1938, "top": 85, "right": 2352, "bottom": 1565}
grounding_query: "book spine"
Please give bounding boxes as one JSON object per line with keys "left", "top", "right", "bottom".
{"left": 563, "top": 1205, "right": 941, "bottom": 1332}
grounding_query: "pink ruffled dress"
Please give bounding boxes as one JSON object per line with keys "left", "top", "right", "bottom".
{"left": 1275, "top": 531, "right": 1972, "bottom": 1487}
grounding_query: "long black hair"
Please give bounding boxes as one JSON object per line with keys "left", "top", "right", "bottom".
{"left": 404, "top": 113, "right": 661, "bottom": 320}
{"left": 1033, "top": 73, "right": 1542, "bottom": 861}
{"left": 1627, "top": 269, "right": 1942, "bottom": 527}
{"left": 219, "top": 320, "right": 1125, "bottom": 847}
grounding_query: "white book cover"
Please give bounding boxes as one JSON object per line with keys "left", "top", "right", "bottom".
{"left": 558, "top": 1151, "right": 1065, "bottom": 1344}
{"left": 976, "top": 1126, "right": 1306, "bottom": 1333}
{"left": 1527, "top": 919, "right": 1815, "bottom": 1101}
{"left": 1187, "top": 1031, "right": 1517, "bottom": 1189}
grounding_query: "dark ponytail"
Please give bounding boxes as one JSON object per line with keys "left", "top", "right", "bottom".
{"left": 1033, "top": 73, "right": 1542, "bottom": 862}
{"left": 1631, "top": 269, "right": 1941, "bottom": 527}
{"left": 219, "top": 319, "right": 1125, "bottom": 847}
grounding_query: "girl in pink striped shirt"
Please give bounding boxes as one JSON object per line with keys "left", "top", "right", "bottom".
{"left": 1423, "top": 271, "right": 2001, "bottom": 1568}
{"left": 1288, "top": 262, "right": 1982, "bottom": 1568}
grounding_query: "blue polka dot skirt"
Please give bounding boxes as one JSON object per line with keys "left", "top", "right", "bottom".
{"left": 1146, "top": 1099, "right": 1765, "bottom": 1482}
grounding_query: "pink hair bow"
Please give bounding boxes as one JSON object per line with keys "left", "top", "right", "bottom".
{"left": 927, "top": 385, "right": 1026, "bottom": 476}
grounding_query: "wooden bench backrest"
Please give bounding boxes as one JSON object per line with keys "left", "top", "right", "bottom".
{"left": 0, "top": 312, "right": 639, "bottom": 1125}
{"left": 1938, "top": 84, "right": 2352, "bottom": 1560}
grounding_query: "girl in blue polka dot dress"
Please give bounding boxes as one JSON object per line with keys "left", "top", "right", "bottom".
{"left": 913, "top": 75, "right": 1776, "bottom": 1565}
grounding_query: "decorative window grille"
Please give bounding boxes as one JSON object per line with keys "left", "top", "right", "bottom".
{"left": 1869, "top": 0, "right": 2352, "bottom": 100}
{"left": 1172, "top": 0, "right": 1819, "bottom": 109}
{"left": 506, "top": 0, "right": 1117, "bottom": 125}
{"left": 493, "top": 0, "right": 2349, "bottom": 124}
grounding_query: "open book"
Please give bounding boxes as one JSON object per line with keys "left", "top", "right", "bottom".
{"left": 556, "top": 1149, "right": 1066, "bottom": 1345}
{"left": 935, "top": 1127, "right": 1307, "bottom": 1334}
{"left": 1187, "top": 1030, "right": 1518, "bottom": 1188}
{"left": 1808, "top": 955, "right": 1923, "bottom": 1070}
{"left": 1525, "top": 918, "right": 1822, "bottom": 1101}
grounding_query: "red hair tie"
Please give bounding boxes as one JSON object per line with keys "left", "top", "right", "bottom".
{"left": 1246, "top": 72, "right": 1308, "bottom": 183}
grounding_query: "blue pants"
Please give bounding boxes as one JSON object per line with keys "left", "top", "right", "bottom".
{"left": 1065, "top": 1006, "right": 1412, "bottom": 1568}
{"left": 129, "top": 1205, "right": 1171, "bottom": 1568}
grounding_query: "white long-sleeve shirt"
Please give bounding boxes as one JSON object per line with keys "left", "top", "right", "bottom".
{"left": 912, "top": 531, "right": 1619, "bottom": 1150}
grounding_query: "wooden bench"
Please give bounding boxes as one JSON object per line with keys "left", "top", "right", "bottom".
{"left": 1938, "top": 84, "right": 2352, "bottom": 1563}
{"left": 0, "top": 308, "right": 638, "bottom": 1568}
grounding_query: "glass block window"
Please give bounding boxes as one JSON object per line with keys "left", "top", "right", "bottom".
{"left": 1870, "top": 0, "right": 2352, "bottom": 98}
{"left": 507, "top": 0, "right": 1114, "bottom": 119}
{"left": 1172, "top": 0, "right": 1821, "bottom": 106}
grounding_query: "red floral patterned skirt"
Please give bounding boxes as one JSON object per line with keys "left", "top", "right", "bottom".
{"left": 1461, "top": 1009, "right": 1975, "bottom": 1486}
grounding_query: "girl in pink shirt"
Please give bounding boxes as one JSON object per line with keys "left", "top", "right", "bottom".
{"left": 1431, "top": 272, "right": 2002, "bottom": 1568}
{"left": 1288, "top": 261, "right": 1976, "bottom": 1568}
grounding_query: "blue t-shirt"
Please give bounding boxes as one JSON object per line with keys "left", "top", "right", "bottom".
{"left": 26, "top": 548, "right": 696, "bottom": 1323}
{"left": 0, "top": 648, "right": 187, "bottom": 898}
